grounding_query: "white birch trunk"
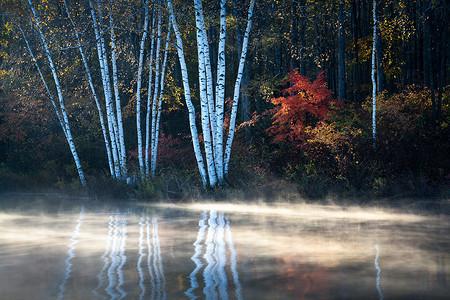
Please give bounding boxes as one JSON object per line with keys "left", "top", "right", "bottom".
{"left": 151, "top": 19, "right": 172, "bottom": 176}
{"left": 372, "top": 0, "right": 377, "bottom": 149}
{"left": 136, "top": 0, "right": 150, "bottom": 178}
{"left": 27, "top": 1, "right": 86, "bottom": 186}
{"left": 198, "top": 1, "right": 219, "bottom": 182}
{"left": 194, "top": 0, "right": 217, "bottom": 186}
{"left": 109, "top": 9, "right": 127, "bottom": 178}
{"left": 90, "top": 0, "right": 121, "bottom": 179}
{"left": 20, "top": 27, "right": 65, "bottom": 132}
{"left": 224, "top": 0, "right": 256, "bottom": 177}
{"left": 167, "top": 0, "right": 208, "bottom": 186}
{"left": 63, "top": 0, "right": 115, "bottom": 178}
{"left": 145, "top": 10, "right": 156, "bottom": 177}
{"left": 215, "top": 0, "right": 227, "bottom": 183}
{"left": 150, "top": 6, "right": 163, "bottom": 178}
{"left": 97, "top": 0, "right": 122, "bottom": 179}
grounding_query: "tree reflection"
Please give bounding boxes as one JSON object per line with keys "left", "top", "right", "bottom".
{"left": 136, "top": 215, "right": 166, "bottom": 300}
{"left": 57, "top": 206, "right": 84, "bottom": 300}
{"left": 186, "top": 211, "right": 242, "bottom": 300}
{"left": 92, "top": 213, "right": 128, "bottom": 300}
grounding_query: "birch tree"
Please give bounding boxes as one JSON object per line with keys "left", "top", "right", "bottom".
{"left": 150, "top": 18, "right": 172, "bottom": 177}
{"left": 23, "top": 0, "right": 86, "bottom": 186}
{"left": 167, "top": 0, "right": 256, "bottom": 187}
{"left": 136, "top": 0, "right": 150, "bottom": 178}
{"left": 89, "top": 0, "right": 122, "bottom": 179}
{"left": 167, "top": 0, "right": 208, "bottom": 186}
{"left": 372, "top": 0, "right": 377, "bottom": 149}
{"left": 63, "top": 0, "right": 115, "bottom": 178}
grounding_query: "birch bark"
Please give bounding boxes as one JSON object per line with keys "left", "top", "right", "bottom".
{"left": 63, "top": 0, "right": 114, "bottom": 178}
{"left": 167, "top": 0, "right": 208, "bottom": 186}
{"left": 145, "top": 9, "right": 156, "bottom": 177}
{"left": 196, "top": 1, "right": 219, "bottom": 180}
{"left": 194, "top": 0, "right": 217, "bottom": 186}
{"left": 136, "top": 0, "right": 150, "bottom": 178}
{"left": 109, "top": 8, "right": 127, "bottom": 178}
{"left": 27, "top": 0, "right": 86, "bottom": 186}
{"left": 97, "top": 0, "right": 122, "bottom": 176}
{"left": 151, "top": 19, "right": 172, "bottom": 177}
{"left": 372, "top": 0, "right": 377, "bottom": 149}
{"left": 215, "top": 0, "right": 227, "bottom": 183}
{"left": 90, "top": 0, "right": 121, "bottom": 178}
{"left": 224, "top": 0, "right": 256, "bottom": 177}
{"left": 150, "top": 5, "right": 163, "bottom": 178}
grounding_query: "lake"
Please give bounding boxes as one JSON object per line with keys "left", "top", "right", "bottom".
{"left": 0, "top": 193, "right": 448, "bottom": 299}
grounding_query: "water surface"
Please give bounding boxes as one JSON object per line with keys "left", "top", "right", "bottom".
{"left": 0, "top": 194, "right": 449, "bottom": 299}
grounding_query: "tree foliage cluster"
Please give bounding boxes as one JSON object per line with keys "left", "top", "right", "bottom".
{"left": 0, "top": 0, "right": 448, "bottom": 198}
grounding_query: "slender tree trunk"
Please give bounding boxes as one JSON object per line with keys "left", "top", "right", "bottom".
{"left": 97, "top": 0, "right": 122, "bottom": 178}
{"left": 109, "top": 8, "right": 127, "bottom": 179}
{"left": 338, "top": 0, "right": 346, "bottom": 99}
{"left": 63, "top": 0, "right": 114, "bottom": 178}
{"left": 214, "top": 0, "right": 227, "bottom": 184}
{"left": 375, "top": 0, "right": 384, "bottom": 94}
{"left": 145, "top": 10, "right": 156, "bottom": 177}
{"left": 26, "top": 1, "right": 86, "bottom": 186}
{"left": 372, "top": 0, "right": 377, "bottom": 149}
{"left": 224, "top": 0, "right": 256, "bottom": 177}
{"left": 90, "top": 0, "right": 121, "bottom": 179}
{"left": 167, "top": 0, "right": 208, "bottom": 186}
{"left": 150, "top": 5, "right": 163, "bottom": 177}
{"left": 194, "top": 0, "right": 217, "bottom": 186}
{"left": 136, "top": 0, "right": 150, "bottom": 178}
{"left": 151, "top": 19, "right": 172, "bottom": 176}
{"left": 352, "top": 0, "right": 360, "bottom": 103}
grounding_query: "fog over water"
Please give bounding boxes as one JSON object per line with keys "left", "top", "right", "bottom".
{"left": 0, "top": 194, "right": 448, "bottom": 299}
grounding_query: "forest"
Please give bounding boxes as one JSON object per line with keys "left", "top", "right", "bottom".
{"left": 0, "top": 0, "right": 448, "bottom": 200}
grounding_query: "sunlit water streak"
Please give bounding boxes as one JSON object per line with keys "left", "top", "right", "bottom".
{"left": 137, "top": 216, "right": 146, "bottom": 299}
{"left": 57, "top": 206, "right": 84, "bottom": 300}
{"left": 186, "top": 211, "right": 207, "bottom": 299}
{"left": 203, "top": 211, "right": 218, "bottom": 300}
{"left": 216, "top": 212, "right": 229, "bottom": 300}
{"left": 375, "top": 244, "right": 384, "bottom": 300}
{"left": 152, "top": 216, "right": 166, "bottom": 299}
{"left": 116, "top": 216, "right": 128, "bottom": 299}
{"left": 106, "top": 215, "right": 120, "bottom": 299}
{"left": 146, "top": 217, "right": 156, "bottom": 299}
{"left": 92, "top": 215, "right": 114, "bottom": 299}
{"left": 225, "top": 216, "right": 243, "bottom": 300}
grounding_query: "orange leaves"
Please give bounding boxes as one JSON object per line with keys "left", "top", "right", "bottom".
{"left": 267, "top": 70, "right": 334, "bottom": 147}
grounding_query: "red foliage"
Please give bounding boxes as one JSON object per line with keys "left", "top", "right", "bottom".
{"left": 267, "top": 70, "right": 334, "bottom": 147}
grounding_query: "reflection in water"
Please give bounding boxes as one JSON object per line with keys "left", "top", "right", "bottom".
{"left": 225, "top": 216, "right": 243, "bottom": 300}
{"left": 375, "top": 244, "right": 383, "bottom": 300}
{"left": 186, "top": 211, "right": 207, "bottom": 299}
{"left": 136, "top": 216, "right": 166, "bottom": 300}
{"left": 1, "top": 198, "right": 449, "bottom": 299}
{"left": 153, "top": 217, "right": 166, "bottom": 299}
{"left": 186, "top": 211, "right": 242, "bottom": 300}
{"left": 138, "top": 217, "right": 146, "bottom": 299}
{"left": 57, "top": 206, "right": 84, "bottom": 300}
{"left": 93, "top": 214, "right": 128, "bottom": 300}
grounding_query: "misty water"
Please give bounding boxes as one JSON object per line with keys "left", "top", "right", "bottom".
{"left": 0, "top": 194, "right": 448, "bottom": 299}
